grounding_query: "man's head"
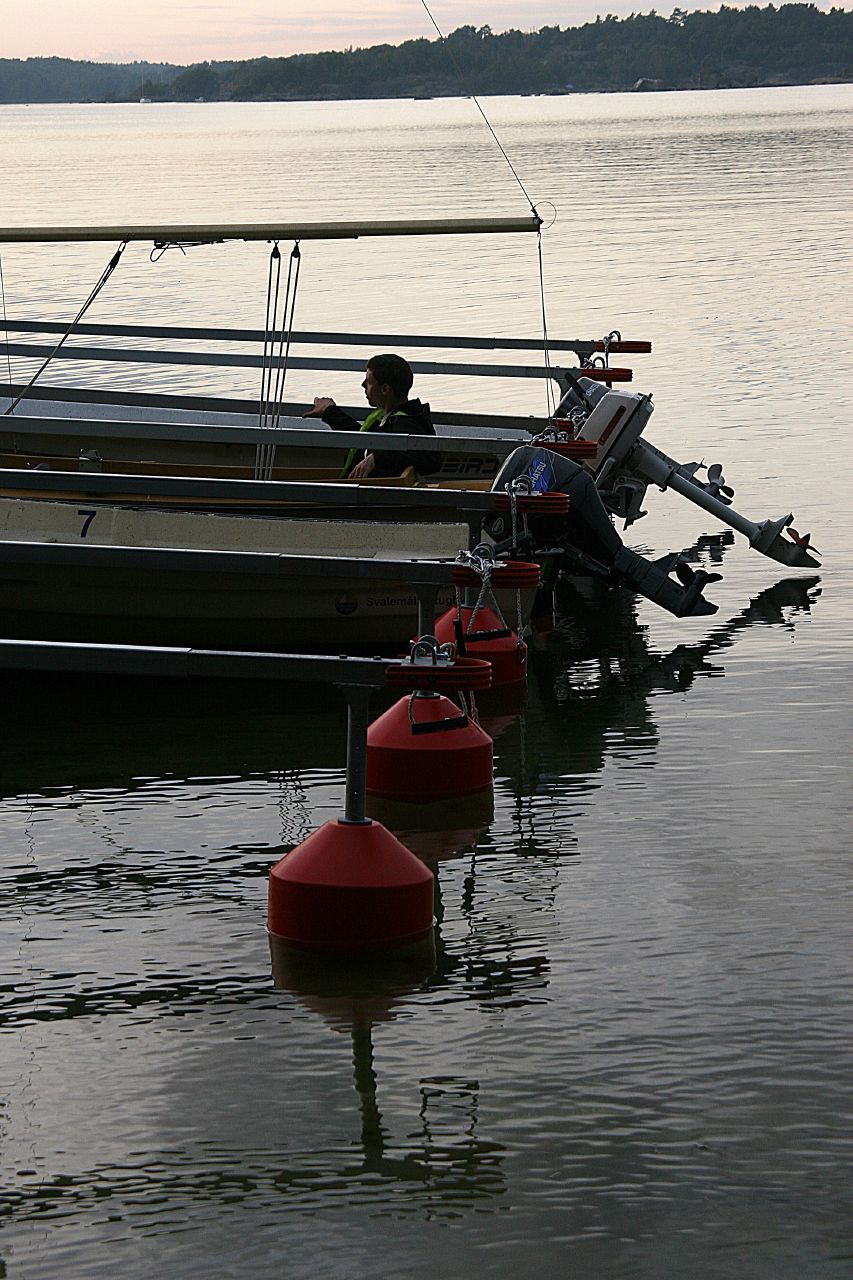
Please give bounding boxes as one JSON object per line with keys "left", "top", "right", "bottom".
{"left": 363, "top": 354, "right": 414, "bottom": 410}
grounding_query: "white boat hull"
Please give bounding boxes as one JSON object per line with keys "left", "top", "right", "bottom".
{"left": 0, "top": 498, "right": 533, "bottom": 650}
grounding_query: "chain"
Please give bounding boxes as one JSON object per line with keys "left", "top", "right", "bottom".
{"left": 455, "top": 544, "right": 513, "bottom": 635}
{"left": 601, "top": 329, "right": 621, "bottom": 366}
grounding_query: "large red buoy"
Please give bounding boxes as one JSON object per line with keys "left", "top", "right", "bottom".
{"left": 434, "top": 605, "right": 528, "bottom": 688}
{"left": 438, "top": 557, "right": 540, "bottom": 689}
{"left": 268, "top": 818, "right": 434, "bottom": 952}
{"left": 367, "top": 691, "right": 493, "bottom": 800}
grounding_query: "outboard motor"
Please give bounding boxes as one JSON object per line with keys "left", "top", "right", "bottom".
{"left": 488, "top": 446, "right": 721, "bottom": 619}
{"left": 554, "top": 375, "right": 610, "bottom": 418}
{"left": 556, "top": 378, "right": 820, "bottom": 570}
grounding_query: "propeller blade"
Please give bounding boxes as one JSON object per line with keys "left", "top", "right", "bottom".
{"left": 788, "top": 528, "right": 819, "bottom": 554}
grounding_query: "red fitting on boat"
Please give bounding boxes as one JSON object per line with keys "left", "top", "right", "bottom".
{"left": 268, "top": 819, "right": 434, "bottom": 952}
{"left": 367, "top": 694, "right": 493, "bottom": 800}
{"left": 546, "top": 433, "right": 598, "bottom": 459}
{"left": 452, "top": 558, "right": 541, "bottom": 590}
{"left": 592, "top": 340, "right": 652, "bottom": 353}
{"left": 492, "top": 493, "right": 570, "bottom": 516}
{"left": 385, "top": 654, "right": 492, "bottom": 692}
{"left": 581, "top": 367, "right": 632, "bottom": 381}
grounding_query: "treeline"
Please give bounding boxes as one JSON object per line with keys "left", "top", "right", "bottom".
{"left": 1, "top": 5, "right": 850, "bottom": 104}
{"left": 0, "top": 58, "right": 182, "bottom": 104}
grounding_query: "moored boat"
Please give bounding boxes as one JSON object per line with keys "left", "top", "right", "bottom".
{"left": 0, "top": 216, "right": 819, "bottom": 661}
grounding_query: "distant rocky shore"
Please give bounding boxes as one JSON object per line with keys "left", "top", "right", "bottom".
{"left": 1, "top": 6, "right": 850, "bottom": 105}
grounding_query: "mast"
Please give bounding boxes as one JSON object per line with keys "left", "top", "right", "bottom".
{"left": 0, "top": 216, "right": 542, "bottom": 245}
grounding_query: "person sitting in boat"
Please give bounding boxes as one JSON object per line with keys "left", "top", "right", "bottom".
{"left": 304, "top": 353, "right": 440, "bottom": 479}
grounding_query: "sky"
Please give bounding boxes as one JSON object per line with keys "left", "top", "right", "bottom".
{"left": 1, "top": 0, "right": 823, "bottom": 65}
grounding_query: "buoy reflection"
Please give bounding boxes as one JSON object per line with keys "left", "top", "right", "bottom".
{"left": 269, "top": 939, "right": 506, "bottom": 1203}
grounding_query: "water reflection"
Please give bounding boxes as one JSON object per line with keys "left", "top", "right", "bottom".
{"left": 366, "top": 789, "right": 495, "bottom": 861}
{"left": 516, "top": 563, "right": 822, "bottom": 794}
{"left": 549, "top": 568, "right": 822, "bottom": 698}
{"left": 270, "top": 942, "right": 506, "bottom": 1206}
{"left": 0, "top": 572, "right": 832, "bottom": 1263}
{"left": 2, "top": 676, "right": 348, "bottom": 799}
{"left": 2, "top": 563, "right": 821, "bottom": 1010}
{"left": 365, "top": 786, "right": 552, "bottom": 1010}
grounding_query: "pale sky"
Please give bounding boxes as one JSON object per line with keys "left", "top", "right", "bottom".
{"left": 1, "top": 0, "right": 809, "bottom": 64}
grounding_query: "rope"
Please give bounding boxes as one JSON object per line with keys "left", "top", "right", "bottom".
{"left": 256, "top": 241, "right": 301, "bottom": 481}
{"left": 506, "top": 481, "right": 529, "bottom": 655}
{"left": 3, "top": 241, "right": 127, "bottom": 418}
{"left": 467, "top": 569, "right": 493, "bottom": 635}
{"left": 456, "top": 546, "right": 509, "bottom": 636}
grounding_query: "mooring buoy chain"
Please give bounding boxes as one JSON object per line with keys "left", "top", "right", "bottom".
{"left": 408, "top": 635, "right": 455, "bottom": 666}
{"left": 600, "top": 329, "right": 621, "bottom": 366}
{"left": 402, "top": 634, "right": 480, "bottom": 729}
{"left": 504, "top": 479, "right": 533, "bottom": 655}
{"left": 384, "top": 636, "right": 491, "bottom": 737}
{"left": 533, "top": 424, "right": 573, "bottom": 444}
{"left": 408, "top": 635, "right": 448, "bottom": 726}
{"left": 455, "top": 544, "right": 510, "bottom": 638}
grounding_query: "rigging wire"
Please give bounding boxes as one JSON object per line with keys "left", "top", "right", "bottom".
{"left": 418, "top": 0, "right": 537, "bottom": 216}
{"left": 2, "top": 241, "right": 128, "bottom": 418}
{"left": 418, "top": 0, "right": 555, "bottom": 419}
{"left": 0, "top": 253, "right": 12, "bottom": 391}
{"left": 537, "top": 234, "right": 556, "bottom": 419}
{"left": 256, "top": 240, "right": 302, "bottom": 481}
{"left": 269, "top": 243, "right": 302, "bottom": 432}
{"left": 258, "top": 243, "right": 283, "bottom": 449}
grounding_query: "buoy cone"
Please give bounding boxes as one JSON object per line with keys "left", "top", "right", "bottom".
{"left": 434, "top": 605, "right": 528, "bottom": 688}
{"left": 268, "top": 819, "right": 434, "bottom": 952}
{"left": 367, "top": 693, "right": 493, "bottom": 801}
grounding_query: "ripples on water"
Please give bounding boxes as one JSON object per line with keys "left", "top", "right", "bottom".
{"left": 2, "top": 87, "right": 852, "bottom": 1278}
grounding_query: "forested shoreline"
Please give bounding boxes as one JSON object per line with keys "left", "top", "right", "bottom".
{"left": 1, "top": 4, "right": 850, "bottom": 104}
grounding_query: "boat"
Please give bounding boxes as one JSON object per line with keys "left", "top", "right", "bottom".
{"left": 0, "top": 361, "right": 820, "bottom": 574}
{"left": 0, "top": 465, "right": 561, "bottom": 648}
{"left": 0, "top": 217, "right": 819, "bottom": 653}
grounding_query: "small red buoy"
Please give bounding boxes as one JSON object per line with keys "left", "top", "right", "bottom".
{"left": 434, "top": 605, "right": 528, "bottom": 688}
{"left": 268, "top": 819, "right": 434, "bottom": 952}
{"left": 367, "top": 692, "right": 493, "bottom": 800}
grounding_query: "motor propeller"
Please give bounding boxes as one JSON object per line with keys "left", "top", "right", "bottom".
{"left": 675, "top": 561, "right": 723, "bottom": 589}
{"left": 787, "top": 527, "right": 819, "bottom": 555}
{"left": 703, "top": 463, "right": 734, "bottom": 505}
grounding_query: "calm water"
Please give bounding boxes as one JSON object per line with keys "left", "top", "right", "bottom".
{"left": 1, "top": 87, "right": 852, "bottom": 1278}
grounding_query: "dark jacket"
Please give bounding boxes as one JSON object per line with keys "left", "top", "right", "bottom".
{"left": 321, "top": 398, "right": 441, "bottom": 478}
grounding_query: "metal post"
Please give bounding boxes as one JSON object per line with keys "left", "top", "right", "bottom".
{"left": 342, "top": 685, "right": 372, "bottom": 825}
{"left": 414, "top": 584, "right": 440, "bottom": 637}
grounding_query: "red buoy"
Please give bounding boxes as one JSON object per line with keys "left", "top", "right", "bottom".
{"left": 434, "top": 605, "right": 528, "bottom": 688}
{"left": 268, "top": 819, "right": 434, "bottom": 952}
{"left": 367, "top": 692, "right": 493, "bottom": 800}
